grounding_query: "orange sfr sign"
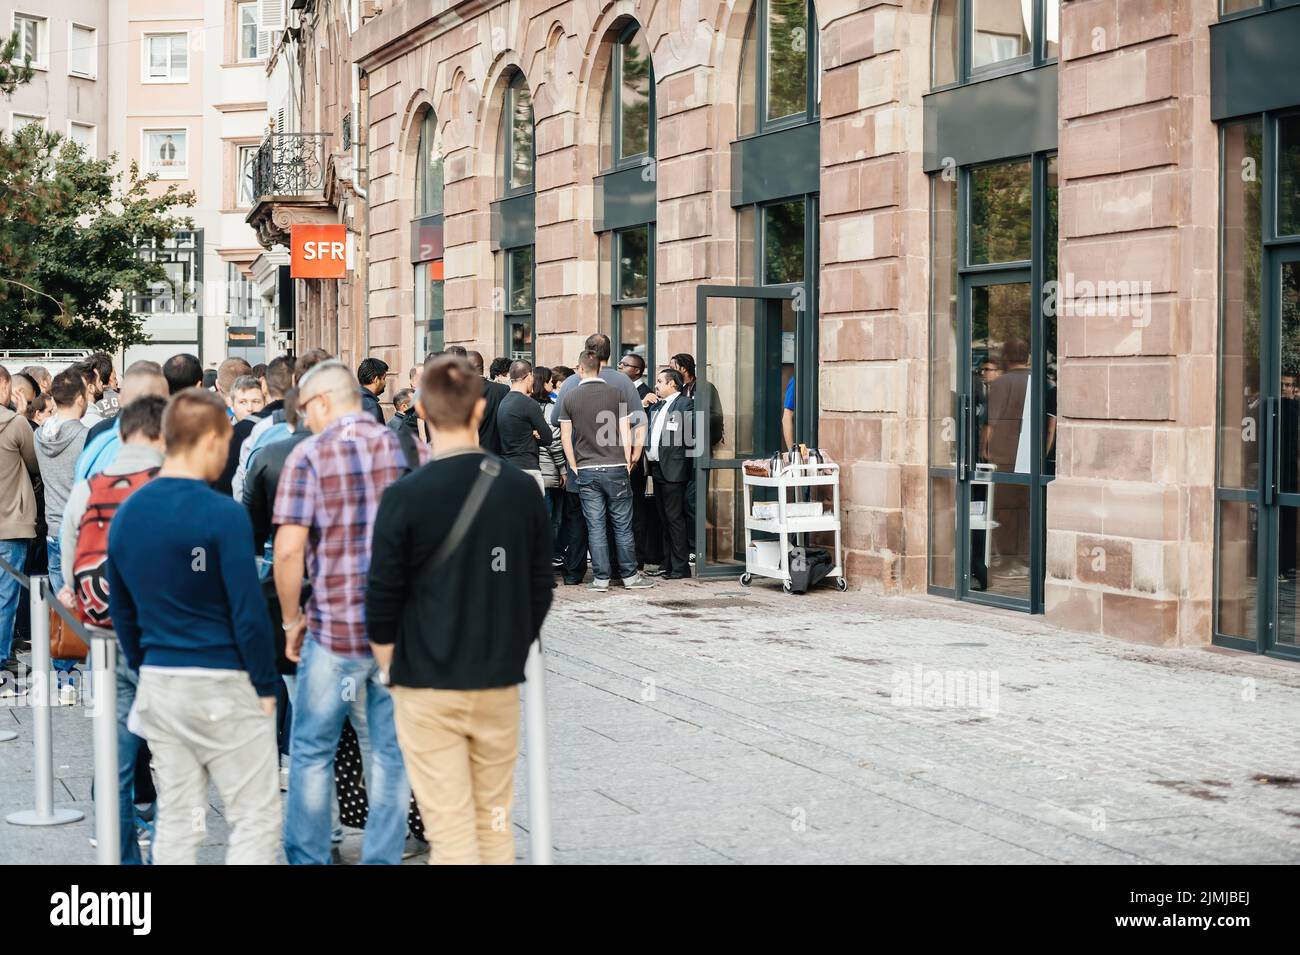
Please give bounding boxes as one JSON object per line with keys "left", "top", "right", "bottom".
{"left": 291, "top": 224, "right": 348, "bottom": 279}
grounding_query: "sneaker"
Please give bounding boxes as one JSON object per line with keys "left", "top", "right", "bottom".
{"left": 1, "top": 657, "right": 22, "bottom": 676}
{"left": 136, "top": 817, "right": 154, "bottom": 848}
{"left": 587, "top": 579, "right": 610, "bottom": 592}
{"left": 550, "top": 556, "right": 565, "bottom": 568}
{"left": 58, "top": 682, "right": 78, "bottom": 706}
{"left": 280, "top": 765, "right": 289, "bottom": 792}
{"left": 688, "top": 553, "right": 697, "bottom": 564}
{"left": 622, "top": 574, "right": 655, "bottom": 589}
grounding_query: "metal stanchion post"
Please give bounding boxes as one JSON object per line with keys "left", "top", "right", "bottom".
{"left": 89, "top": 630, "right": 120, "bottom": 865}
{"left": 523, "top": 640, "right": 552, "bottom": 864}
{"left": 6, "top": 576, "right": 84, "bottom": 827}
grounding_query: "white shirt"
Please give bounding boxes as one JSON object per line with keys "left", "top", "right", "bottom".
{"left": 646, "top": 391, "right": 679, "bottom": 462}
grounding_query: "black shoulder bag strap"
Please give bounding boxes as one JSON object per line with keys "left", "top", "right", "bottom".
{"left": 428, "top": 456, "right": 502, "bottom": 570}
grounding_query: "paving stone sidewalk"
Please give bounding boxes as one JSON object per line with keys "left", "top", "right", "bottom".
{"left": 3, "top": 578, "right": 1299, "bottom": 864}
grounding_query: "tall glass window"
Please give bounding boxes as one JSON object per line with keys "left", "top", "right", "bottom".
{"left": 411, "top": 108, "right": 445, "bottom": 358}
{"left": 600, "top": 25, "right": 654, "bottom": 171}
{"left": 739, "top": 0, "right": 819, "bottom": 136}
{"left": 499, "top": 73, "right": 534, "bottom": 196}
{"left": 932, "top": 0, "right": 1058, "bottom": 89}
{"left": 926, "top": 154, "right": 1057, "bottom": 612}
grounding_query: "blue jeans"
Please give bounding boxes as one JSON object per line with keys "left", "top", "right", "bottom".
{"left": 284, "top": 638, "right": 407, "bottom": 864}
{"left": 46, "top": 536, "right": 75, "bottom": 675}
{"left": 115, "top": 660, "right": 146, "bottom": 864}
{"left": 576, "top": 466, "right": 637, "bottom": 582}
{"left": 0, "top": 539, "right": 30, "bottom": 662}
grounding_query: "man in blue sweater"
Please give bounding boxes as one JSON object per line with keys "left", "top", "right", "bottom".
{"left": 107, "top": 388, "right": 281, "bottom": 865}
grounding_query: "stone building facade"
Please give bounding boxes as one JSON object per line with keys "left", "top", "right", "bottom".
{"left": 259, "top": 0, "right": 1300, "bottom": 663}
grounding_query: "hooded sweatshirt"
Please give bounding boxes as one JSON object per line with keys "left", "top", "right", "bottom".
{"left": 34, "top": 416, "right": 88, "bottom": 535}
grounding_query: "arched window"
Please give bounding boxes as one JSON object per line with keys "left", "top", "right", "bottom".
{"left": 496, "top": 71, "right": 536, "bottom": 361}
{"left": 411, "top": 108, "right": 445, "bottom": 357}
{"left": 597, "top": 23, "right": 657, "bottom": 375}
{"left": 739, "top": 0, "right": 819, "bottom": 137}
{"left": 599, "top": 23, "right": 654, "bottom": 171}
{"left": 498, "top": 71, "right": 534, "bottom": 197}
{"left": 932, "top": 0, "right": 1059, "bottom": 90}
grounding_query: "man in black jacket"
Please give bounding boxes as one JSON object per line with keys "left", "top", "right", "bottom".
{"left": 644, "top": 368, "right": 695, "bottom": 579}
{"left": 358, "top": 357, "right": 388, "bottom": 424}
{"left": 366, "top": 354, "right": 552, "bottom": 865}
{"left": 467, "top": 350, "right": 509, "bottom": 454}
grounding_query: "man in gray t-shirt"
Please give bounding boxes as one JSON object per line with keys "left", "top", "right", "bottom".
{"left": 558, "top": 349, "right": 653, "bottom": 593}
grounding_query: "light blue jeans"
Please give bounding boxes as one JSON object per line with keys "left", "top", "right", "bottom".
{"left": 283, "top": 638, "right": 408, "bottom": 864}
{"left": 46, "top": 536, "right": 76, "bottom": 676}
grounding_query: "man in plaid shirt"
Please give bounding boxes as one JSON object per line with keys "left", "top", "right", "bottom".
{"left": 273, "top": 360, "right": 429, "bottom": 865}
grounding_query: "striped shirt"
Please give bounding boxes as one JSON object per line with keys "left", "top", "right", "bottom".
{"left": 272, "top": 412, "right": 428, "bottom": 656}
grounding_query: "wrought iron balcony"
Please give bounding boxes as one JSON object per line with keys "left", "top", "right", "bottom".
{"left": 252, "top": 132, "right": 330, "bottom": 200}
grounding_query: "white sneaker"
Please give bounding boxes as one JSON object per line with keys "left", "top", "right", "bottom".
{"left": 58, "top": 682, "right": 78, "bottom": 706}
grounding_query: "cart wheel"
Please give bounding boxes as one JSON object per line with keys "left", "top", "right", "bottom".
{"left": 836, "top": 577, "right": 848, "bottom": 592}
{"left": 740, "top": 573, "right": 753, "bottom": 587}
{"left": 782, "top": 580, "right": 793, "bottom": 594}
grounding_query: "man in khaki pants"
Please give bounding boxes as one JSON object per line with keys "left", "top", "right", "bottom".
{"left": 108, "top": 389, "right": 281, "bottom": 864}
{"left": 366, "top": 355, "right": 554, "bottom": 864}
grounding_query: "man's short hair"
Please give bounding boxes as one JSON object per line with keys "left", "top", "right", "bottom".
{"left": 577, "top": 349, "right": 601, "bottom": 374}
{"left": 465, "top": 350, "right": 485, "bottom": 374}
{"left": 0, "top": 366, "right": 10, "bottom": 387}
{"left": 10, "top": 372, "right": 36, "bottom": 400}
{"left": 393, "top": 388, "right": 414, "bottom": 412}
{"left": 88, "top": 352, "right": 113, "bottom": 386}
{"left": 252, "top": 363, "right": 268, "bottom": 381}
{"left": 298, "top": 360, "right": 361, "bottom": 408}
{"left": 671, "top": 353, "right": 696, "bottom": 379}
{"left": 265, "top": 355, "right": 293, "bottom": 397}
{"left": 50, "top": 369, "right": 85, "bottom": 408}
{"left": 419, "top": 356, "right": 481, "bottom": 429}
{"left": 489, "top": 356, "right": 510, "bottom": 380}
{"left": 163, "top": 388, "right": 231, "bottom": 453}
{"left": 552, "top": 365, "right": 574, "bottom": 384}
{"left": 232, "top": 374, "right": 261, "bottom": 396}
{"left": 294, "top": 348, "right": 331, "bottom": 383}
{"left": 444, "top": 345, "right": 468, "bottom": 358}
{"left": 125, "top": 359, "right": 163, "bottom": 376}
{"left": 19, "top": 365, "right": 49, "bottom": 390}
{"left": 163, "top": 353, "right": 203, "bottom": 394}
{"left": 658, "top": 367, "right": 684, "bottom": 392}
{"left": 585, "top": 333, "right": 612, "bottom": 363}
{"left": 70, "top": 361, "right": 95, "bottom": 390}
{"left": 120, "top": 365, "right": 168, "bottom": 404}
{"left": 409, "top": 365, "right": 422, "bottom": 382}
{"left": 203, "top": 368, "right": 218, "bottom": 389}
{"left": 508, "top": 359, "right": 532, "bottom": 383}
{"left": 357, "top": 357, "right": 389, "bottom": 385}
{"left": 118, "top": 394, "right": 166, "bottom": 443}
{"left": 217, "top": 357, "right": 252, "bottom": 395}
{"left": 622, "top": 352, "right": 646, "bottom": 373}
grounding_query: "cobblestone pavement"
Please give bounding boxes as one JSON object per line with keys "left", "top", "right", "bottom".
{"left": 4, "top": 577, "right": 1300, "bottom": 864}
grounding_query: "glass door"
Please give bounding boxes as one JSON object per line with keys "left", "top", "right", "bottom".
{"left": 694, "top": 285, "right": 810, "bottom": 577}
{"left": 1263, "top": 249, "right": 1300, "bottom": 656}
{"left": 961, "top": 271, "right": 1035, "bottom": 605}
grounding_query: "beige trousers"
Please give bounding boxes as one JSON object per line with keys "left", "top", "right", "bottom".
{"left": 391, "top": 684, "right": 520, "bottom": 865}
{"left": 133, "top": 668, "right": 281, "bottom": 865}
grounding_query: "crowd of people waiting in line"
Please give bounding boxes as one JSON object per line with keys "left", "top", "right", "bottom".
{"left": 0, "top": 332, "right": 701, "bottom": 864}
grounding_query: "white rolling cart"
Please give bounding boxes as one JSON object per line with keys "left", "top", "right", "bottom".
{"left": 739, "top": 461, "right": 847, "bottom": 593}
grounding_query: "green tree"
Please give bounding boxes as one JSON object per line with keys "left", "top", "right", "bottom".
{"left": 0, "top": 50, "right": 194, "bottom": 351}
{"left": 0, "top": 31, "right": 34, "bottom": 97}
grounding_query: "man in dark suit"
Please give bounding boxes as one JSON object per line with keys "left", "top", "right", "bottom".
{"left": 643, "top": 368, "right": 694, "bottom": 580}
{"left": 467, "top": 350, "right": 509, "bottom": 454}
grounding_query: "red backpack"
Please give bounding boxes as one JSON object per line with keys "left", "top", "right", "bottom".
{"left": 71, "top": 468, "right": 159, "bottom": 628}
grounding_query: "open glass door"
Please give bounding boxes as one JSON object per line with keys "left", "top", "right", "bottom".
{"left": 694, "top": 285, "right": 810, "bottom": 577}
